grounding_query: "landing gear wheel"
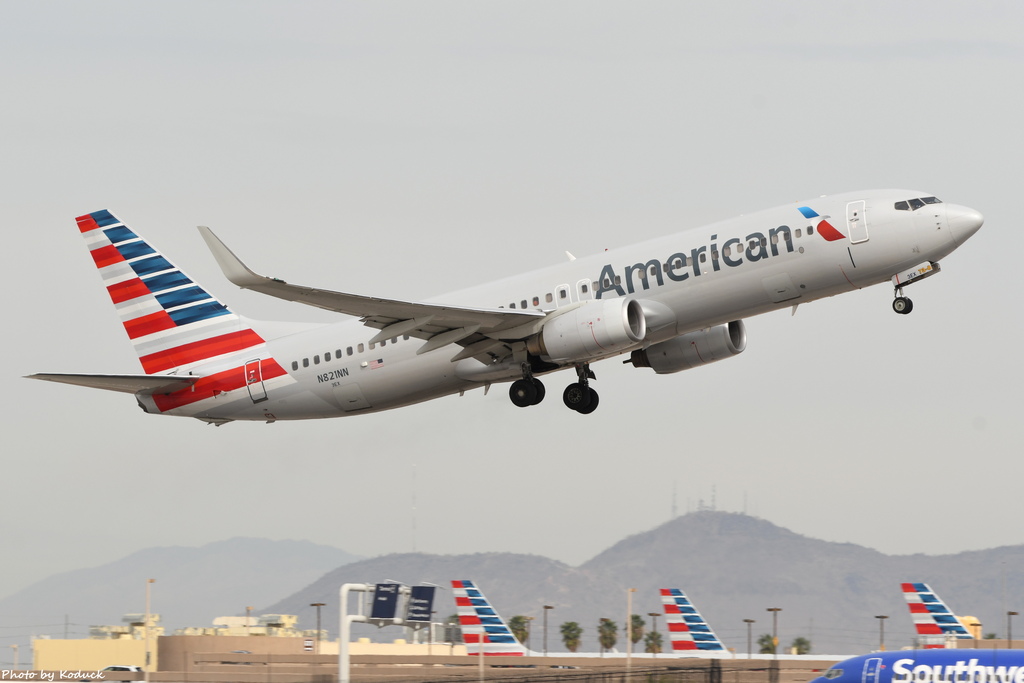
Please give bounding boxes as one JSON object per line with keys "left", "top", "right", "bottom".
{"left": 576, "top": 389, "right": 599, "bottom": 414}
{"left": 531, "top": 380, "right": 546, "bottom": 405}
{"left": 562, "top": 382, "right": 593, "bottom": 411}
{"left": 509, "top": 379, "right": 538, "bottom": 407}
{"left": 892, "top": 296, "right": 914, "bottom": 315}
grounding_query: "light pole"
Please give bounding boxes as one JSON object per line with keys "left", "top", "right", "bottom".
{"left": 766, "top": 608, "right": 782, "bottom": 658}
{"left": 648, "top": 612, "right": 660, "bottom": 657}
{"left": 310, "top": 603, "right": 326, "bottom": 654}
{"left": 875, "top": 615, "right": 888, "bottom": 652}
{"left": 543, "top": 605, "right": 554, "bottom": 656}
{"left": 144, "top": 578, "right": 155, "bottom": 683}
{"left": 626, "top": 588, "right": 636, "bottom": 674}
{"left": 1008, "top": 612, "right": 1018, "bottom": 649}
{"left": 246, "top": 606, "right": 253, "bottom": 636}
{"left": 743, "top": 619, "right": 756, "bottom": 659}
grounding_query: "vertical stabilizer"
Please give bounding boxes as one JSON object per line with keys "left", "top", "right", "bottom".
{"left": 901, "top": 582, "right": 973, "bottom": 648}
{"left": 660, "top": 588, "right": 726, "bottom": 652}
{"left": 451, "top": 580, "right": 532, "bottom": 656}
{"left": 76, "top": 209, "right": 269, "bottom": 375}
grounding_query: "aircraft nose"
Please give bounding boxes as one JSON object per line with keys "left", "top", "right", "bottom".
{"left": 946, "top": 204, "right": 984, "bottom": 246}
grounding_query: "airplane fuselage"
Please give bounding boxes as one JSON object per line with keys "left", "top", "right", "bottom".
{"left": 132, "top": 189, "right": 980, "bottom": 422}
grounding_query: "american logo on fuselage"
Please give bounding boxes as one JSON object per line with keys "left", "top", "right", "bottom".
{"left": 595, "top": 224, "right": 797, "bottom": 299}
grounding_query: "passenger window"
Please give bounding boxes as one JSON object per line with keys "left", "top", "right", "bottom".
{"left": 771, "top": 234, "right": 778, "bottom": 244}
{"left": 761, "top": 238, "right": 767, "bottom": 247}
{"left": 314, "top": 355, "right": 320, "bottom": 365}
{"left": 291, "top": 361, "right": 298, "bottom": 371}
{"left": 795, "top": 229, "right": 802, "bottom": 238}
{"left": 302, "top": 358, "right": 309, "bottom": 368}
{"left": 510, "top": 303, "right": 516, "bottom": 309}
{"left": 325, "top": 351, "right": 332, "bottom": 361}
{"left": 808, "top": 225, "right": 814, "bottom": 234}
{"left": 533, "top": 296, "right": 539, "bottom": 306}
{"left": 614, "top": 276, "right": 621, "bottom": 285}
{"left": 649, "top": 265, "right": 658, "bottom": 276}
{"left": 559, "top": 289, "right": 568, "bottom": 299}
{"left": 403, "top": 335, "right": 409, "bottom": 341}
{"left": 335, "top": 349, "right": 342, "bottom": 358}
{"left": 521, "top": 300, "right": 528, "bottom": 308}
{"left": 346, "top": 346, "right": 353, "bottom": 356}
{"left": 723, "top": 246, "right": 731, "bottom": 258}
{"left": 358, "top": 343, "right": 364, "bottom": 353}
{"left": 381, "top": 340, "right": 386, "bottom": 347}
{"left": 581, "top": 284, "right": 589, "bottom": 293}
{"left": 909, "top": 198, "right": 925, "bottom": 210}
{"left": 369, "top": 342, "right": 375, "bottom": 350}
{"left": 392, "top": 337, "right": 398, "bottom": 344}
{"left": 545, "top": 293, "right": 553, "bottom": 303}
{"left": 711, "top": 250, "right": 719, "bottom": 260}
{"left": 699, "top": 253, "right": 706, "bottom": 263}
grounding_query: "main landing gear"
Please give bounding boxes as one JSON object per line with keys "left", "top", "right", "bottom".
{"left": 508, "top": 363, "right": 600, "bottom": 414}
{"left": 892, "top": 287, "right": 914, "bottom": 315}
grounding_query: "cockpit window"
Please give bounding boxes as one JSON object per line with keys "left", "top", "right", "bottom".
{"left": 824, "top": 669, "right": 844, "bottom": 679}
{"left": 895, "top": 196, "right": 943, "bottom": 211}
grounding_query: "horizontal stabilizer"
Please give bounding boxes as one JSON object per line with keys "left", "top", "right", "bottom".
{"left": 26, "top": 372, "right": 199, "bottom": 395}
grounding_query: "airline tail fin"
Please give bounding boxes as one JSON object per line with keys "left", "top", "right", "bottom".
{"left": 451, "top": 580, "right": 532, "bottom": 656}
{"left": 76, "top": 210, "right": 267, "bottom": 375}
{"left": 660, "top": 588, "right": 726, "bottom": 652}
{"left": 901, "top": 582, "right": 973, "bottom": 648}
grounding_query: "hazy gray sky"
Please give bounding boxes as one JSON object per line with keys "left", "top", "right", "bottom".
{"left": 3, "top": 1, "right": 1022, "bottom": 598}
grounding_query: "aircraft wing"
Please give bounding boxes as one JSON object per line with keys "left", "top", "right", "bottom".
{"left": 198, "top": 226, "right": 546, "bottom": 358}
{"left": 26, "top": 373, "right": 199, "bottom": 395}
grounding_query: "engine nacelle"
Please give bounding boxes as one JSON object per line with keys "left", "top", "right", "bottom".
{"left": 528, "top": 298, "right": 646, "bottom": 363}
{"left": 627, "top": 320, "right": 746, "bottom": 374}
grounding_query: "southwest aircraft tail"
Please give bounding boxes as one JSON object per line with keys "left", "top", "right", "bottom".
{"left": 660, "top": 588, "right": 726, "bottom": 652}
{"left": 451, "top": 580, "right": 535, "bottom": 656}
{"left": 901, "top": 582, "right": 973, "bottom": 648}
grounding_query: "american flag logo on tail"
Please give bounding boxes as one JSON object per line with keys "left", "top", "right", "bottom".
{"left": 660, "top": 588, "right": 726, "bottom": 652}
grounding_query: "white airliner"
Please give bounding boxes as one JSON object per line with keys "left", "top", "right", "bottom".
{"left": 28, "top": 190, "right": 983, "bottom": 423}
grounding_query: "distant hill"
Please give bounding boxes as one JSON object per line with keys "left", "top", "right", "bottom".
{"left": 0, "top": 537, "right": 361, "bottom": 637}
{"left": 265, "top": 512, "right": 1024, "bottom": 655}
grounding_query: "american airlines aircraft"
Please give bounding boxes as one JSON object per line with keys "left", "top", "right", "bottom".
{"left": 813, "top": 650, "right": 1024, "bottom": 683}
{"left": 28, "top": 190, "right": 983, "bottom": 423}
{"left": 902, "top": 583, "right": 975, "bottom": 648}
{"left": 660, "top": 588, "right": 726, "bottom": 652}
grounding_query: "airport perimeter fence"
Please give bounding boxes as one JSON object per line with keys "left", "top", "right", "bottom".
{"left": 411, "top": 660, "right": 787, "bottom": 683}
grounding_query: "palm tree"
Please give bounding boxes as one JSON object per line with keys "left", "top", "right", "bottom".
{"left": 560, "top": 621, "right": 583, "bottom": 653}
{"left": 508, "top": 616, "right": 529, "bottom": 645}
{"left": 790, "top": 637, "right": 811, "bottom": 654}
{"left": 598, "top": 618, "right": 618, "bottom": 655}
{"left": 628, "top": 614, "right": 645, "bottom": 651}
{"left": 644, "top": 630, "right": 664, "bottom": 654}
{"left": 757, "top": 633, "right": 776, "bottom": 654}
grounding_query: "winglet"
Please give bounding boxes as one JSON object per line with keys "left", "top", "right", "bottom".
{"left": 197, "top": 226, "right": 275, "bottom": 289}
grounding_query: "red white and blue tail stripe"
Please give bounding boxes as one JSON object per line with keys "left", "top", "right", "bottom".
{"left": 451, "top": 580, "right": 529, "bottom": 656}
{"left": 660, "top": 588, "right": 726, "bottom": 652}
{"left": 901, "top": 582, "right": 972, "bottom": 648}
{"left": 75, "top": 210, "right": 288, "bottom": 413}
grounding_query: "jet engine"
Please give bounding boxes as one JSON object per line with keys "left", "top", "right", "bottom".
{"left": 527, "top": 298, "right": 646, "bottom": 363}
{"left": 626, "top": 320, "right": 746, "bottom": 374}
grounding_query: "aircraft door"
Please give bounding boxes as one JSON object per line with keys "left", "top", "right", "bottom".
{"left": 576, "top": 279, "right": 593, "bottom": 301}
{"left": 847, "top": 200, "right": 869, "bottom": 243}
{"left": 244, "top": 358, "right": 268, "bottom": 404}
{"left": 861, "top": 658, "right": 882, "bottom": 683}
